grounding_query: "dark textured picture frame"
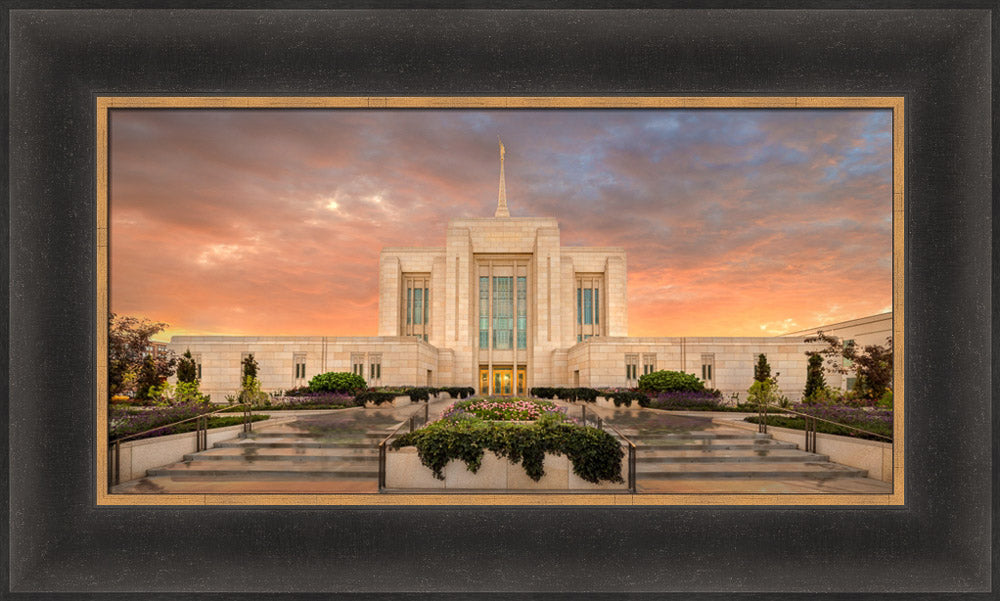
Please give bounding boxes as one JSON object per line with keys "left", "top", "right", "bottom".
{"left": 5, "top": 6, "right": 994, "bottom": 597}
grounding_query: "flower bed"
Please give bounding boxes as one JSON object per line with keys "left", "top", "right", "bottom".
{"left": 441, "top": 398, "right": 569, "bottom": 421}
{"left": 646, "top": 390, "right": 730, "bottom": 410}
{"left": 744, "top": 403, "right": 893, "bottom": 441}
{"left": 391, "top": 413, "right": 624, "bottom": 485}
{"left": 109, "top": 401, "right": 270, "bottom": 441}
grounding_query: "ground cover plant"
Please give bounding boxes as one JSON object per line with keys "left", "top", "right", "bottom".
{"left": 392, "top": 412, "right": 624, "bottom": 484}
{"left": 109, "top": 401, "right": 269, "bottom": 440}
{"left": 744, "top": 402, "right": 892, "bottom": 441}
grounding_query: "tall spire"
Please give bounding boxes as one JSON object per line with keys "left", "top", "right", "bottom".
{"left": 495, "top": 136, "right": 510, "bottom": 218}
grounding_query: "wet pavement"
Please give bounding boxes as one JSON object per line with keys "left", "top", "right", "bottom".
{"left": 111, "top": 396, "right": 892, "bottom": 496}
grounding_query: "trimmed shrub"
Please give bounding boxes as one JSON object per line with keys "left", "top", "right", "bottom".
{"left": 637, "top": 370, "right": 705, "bottom": 394}
{"left": 309, "top": 371, "right": 366, "bottom": 393}
{"left": 609, "top": 390, "right": 649, "bottom": 407}
{"left": 354, "top": 391, "right": 397, "bottom": 406}
{"left": 530, "top": 387, "right": 557, "bottom": 399}
{"left": 442, "top": 387, "right": 475, "bottom": 399}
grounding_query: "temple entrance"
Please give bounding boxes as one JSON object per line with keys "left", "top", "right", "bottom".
{"left": 478, "top": 366, "right": 526, "bottom": 396}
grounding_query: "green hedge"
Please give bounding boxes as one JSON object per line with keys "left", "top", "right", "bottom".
{"left": 392, "top": 415, "right": 624, "bottom": 484}
{"left": 530, "top": 387, "right": 601, "bottom": 402}
{"left": 309, "top": 372, "right": 366, "bottom": 393}
{"left": 744, "top": 415, "right": 892, "bottom": 442}
{"left": 442, "top": 387, "right": 476, "bottom": 399}
{"left": 610, "top": 391, "right": 649, "bottom": 407}
{"left": 638, "top": 370, "right": 705, "bottom": 393}
{"left": 355, "top": 391, "right": 398, "bottom": 406}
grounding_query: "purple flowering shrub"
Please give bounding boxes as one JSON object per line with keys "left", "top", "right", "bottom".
{"left": 109, "top": 400, "right": 214, "bottom": 440}
{"left": 792, "top": 403, "right": 892, "bottom": 431}
{"left": 646, "top": 390, "right": 725, "bottom": 410}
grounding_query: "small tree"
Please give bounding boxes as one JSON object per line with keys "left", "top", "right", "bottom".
{"left": 805, "top": 332, "right": 893, "bottom": 400}
{"left": 803, "top": 353, "right": 826, "bottom": 400}
{"left": 242, "top": 354, "right": 259, "bottom": 381}
{"left": 136, "top": 354, "right": 161, "bottom": 399}
{"left": 176, "top": 349, "right": 198, "bottom": 383}
{"left": 108, "top": 313, "right": 176, "bottom": 397}
{"left": 753, "top": 354, "right": 771, "bottom": 383}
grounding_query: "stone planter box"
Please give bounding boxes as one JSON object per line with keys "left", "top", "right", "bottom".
{"left": 722, "top": 419, "right": 894, "bottom": 482}
{"left": 111, "top": 416, "right": 295, "bottom": 483}
{"left": 385, "top": 447, "right": 628, "bottom": 491}
{"left": 594, "top": 396, "right": 616, "bottom": 410}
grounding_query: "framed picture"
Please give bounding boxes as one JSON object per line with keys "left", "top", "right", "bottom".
{"left": 6, "top": 6, "right": 993, "bottom": 598}
{"left": 97, "top": 96, "right": 903, "bottom": 508}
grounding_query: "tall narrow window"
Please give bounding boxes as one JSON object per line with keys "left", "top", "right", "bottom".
{"left": 516, "top": 276, "right": 527, "bottom": 349}
{"left": 492, "top": 276, "right": 513, "bottom": 349}
{"left": 479, "top": 276, "right": 489, "bottom": 349}
{"left": 625, "top": 354, "right": 639, "bottom": 384}
{"left": 193, "top": 353, "right": 202, "bottom": 381}
{"left": 293, "top": 353, "right": 306, "bottom": 381}
{"left": 700, "top": 353, "right": 715, "bottom": 386}
{"left": 576, "top": 274, "right": 604, "bottom": 341}
{"left": 642, "top": 353, "right": 656, "bottom": 375}
{"left": 413, "top": 288, "right": 423, "bottom": 325}
{"left": 351, "top": 353, "right": 365, "bottom": 378}
{"left": 369, "top": 354, "right": 382, "bottom": 385}
{"left": 401, "top": 274, "right": 430, "bottom": 340}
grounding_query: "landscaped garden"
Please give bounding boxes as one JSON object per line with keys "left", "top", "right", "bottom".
{"left": 392, "top": 398, "right": 624, "bottom": 484}
{"left": 109, "top": 401, "right": 270, "bottom": 441}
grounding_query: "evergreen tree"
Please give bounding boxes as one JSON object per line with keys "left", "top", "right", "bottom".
{"left": 803, "top": 353, "right": 826, "bottom": 399}
{"left": 242, "top": 354, "right": 259, "bottom": 381}
{"left": 176, "top": 349, "right": 198, "bottom": 383}
{"left": 753, "top": 354, "right": 771, "bottom": 383}
{"left": 136, "top": 354, "right": 161, "bottom": 399}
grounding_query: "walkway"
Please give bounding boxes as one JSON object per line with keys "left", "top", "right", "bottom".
{"left": 112, "top": 396, "right": 891, "bottom": 495}
{"left": 583, "top": 403, "right": 893, "bottom": 494}
{"left": 111, "top": 398, "right": 452, "bottom": 494}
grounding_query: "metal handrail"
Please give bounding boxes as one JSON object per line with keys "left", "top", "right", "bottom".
{"left": 755, "top": 403, "right": 893, "bottom": 442}
{"left": 108, "top": 402, "right": 253, "bottom": 487}
{"left": 604, "top": 423, "right": 638, "bottom": 493}
{"left": 378, "top": 403, "right": 431, "bottom": 492}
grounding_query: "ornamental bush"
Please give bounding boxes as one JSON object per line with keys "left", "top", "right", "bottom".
{"left": 354, "top": 391, "right": 397, "bottom": 405}
{"left": 309, "top": 371, "right": 366, "bottom": 393}
{"left": 392, "top": 414, "right": 624, "bottom": 484}
{"left": 637, "top": 370, "right": 705, "bottom": 394}
{"left": 609, "top": 390, "right": 649, "bottom": 407}
{"left": 442, "top": 387, "right": 475, "bottom": 399}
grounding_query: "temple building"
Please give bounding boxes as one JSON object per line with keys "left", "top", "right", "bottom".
{"left": 169, "top": 141, "right": 891, "bottom": 400}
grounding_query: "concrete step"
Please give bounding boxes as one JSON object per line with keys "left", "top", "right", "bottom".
{"left": 215, "top": 438, "right": 374, "bottom": 449}
{"left": 185, "top": 447, "right": 378, "bottom": 462}
{"left": 637, "top": 449, "right": 828, "bottom": 463}
{"left": 629, "top": 432, "right": 771, "bottom": 441}
{"left": 636, "top": 461, "right": 868, "bottom": 480}
{"left": 148, "top": 459, "right": 377, "bottom": 479}
{"left": 637, "top": 441, "right": 799, "bottom": 451}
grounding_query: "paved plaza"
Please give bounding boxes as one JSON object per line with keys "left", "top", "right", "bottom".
{"left": 112, "top": 398, "right": 891, "bottom": 495}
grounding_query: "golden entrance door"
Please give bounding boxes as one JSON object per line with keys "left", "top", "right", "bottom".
{"left": 479, "top": 367, "right": 527, "bottom": 396}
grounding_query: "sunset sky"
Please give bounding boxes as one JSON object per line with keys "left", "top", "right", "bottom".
{"left": 110, "top": 108, "right": 892, "bottom": 342}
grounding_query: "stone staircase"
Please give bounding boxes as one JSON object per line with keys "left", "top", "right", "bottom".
{"left": 145, "top": 424, "right": 385, "bottom": 481}
{"left": 630, "top": 431, "right": 869, "bottom": 480}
